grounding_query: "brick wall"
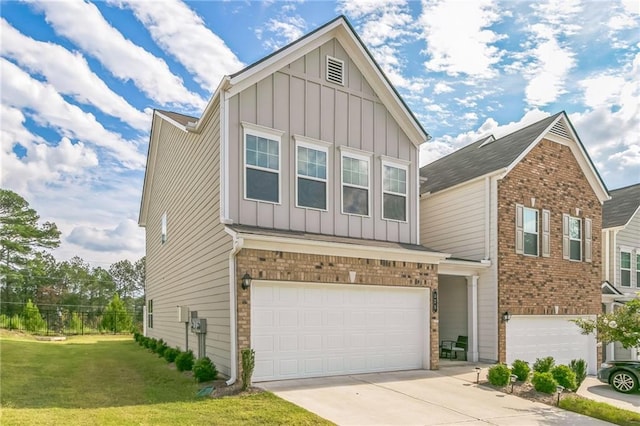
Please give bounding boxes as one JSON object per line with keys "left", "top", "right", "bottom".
{"left": 234, "top": 249, "right": 440, "bottom": 377}
{"left": 497, "top": 139, "right": 602, "bottom": 362}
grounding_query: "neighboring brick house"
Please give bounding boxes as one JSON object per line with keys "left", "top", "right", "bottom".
{"left": 601, "top": 183, "right": 640, "bottom": 361}
{"left": 419, "top": 112, "right": 609, "bottom": 373}
{"left": 138, "top": 16, "right": 448, "bottom": 385}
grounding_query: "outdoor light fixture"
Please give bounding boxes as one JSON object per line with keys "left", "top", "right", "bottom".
{"left": 556, "top": 385, "right": 565, "bottom": 405}
{"left": 474, "top": 367, "right": 481, "bottom": 384}
{"left": 510, "top": 374, "right": 517, "bottom": 393}
{"left": 502, "top": 311, "right": 512, "bottom": 322}
{"left": 241, "top": 272, "right": 252, "bottom": 290}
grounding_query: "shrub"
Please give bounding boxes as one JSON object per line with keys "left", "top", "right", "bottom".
{"left": 569, "top": 359, "right": 587, "bottom": 389}
{"left": 101, "top": 294, "right": 132, "bottom": 333}
{"left": 193, "top": 357, "right": 218, "bottom": 383}
{"left": 68, "top": 312, "right": 83, "bottom": 334}
{"left": 241, "top": 348, "right": 256, "bottom": 391}
{"left": 155, "top": 339, "right": 168, "bottom": 357}
{"left": 9, "top": 315, "right": 23, "bottom": 330}
{"left": 163, "top": 347, "right": 180, "bottom": 363}
{"left": 532, "top": 371, "right": 557, "bottom": 394}
{"left": 533, "top": 356, "right": 555, "bottom": 373}
{"left": 133, "top": 331, "right": 141, "bottom": 342}
{"left": 487, "top": 363, "right": 511, "bottom": 386}
{"left": 23, "top": 299, "right": 46, "bottom": 333}
{"left": 175, "top": 350, "right": 195, "bottom": 372}
{"left": 552, "top": 364, "right": 577, "bottom": 391}
{"left": 511, "top": 359, "right": 530, "bottom": 382}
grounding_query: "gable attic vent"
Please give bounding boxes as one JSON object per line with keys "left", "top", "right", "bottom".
{"left": 549, "top": 119, "right": 571, "bottom": 140}
{"left": 326, "top": 56, "right": 345, "bottom": 85}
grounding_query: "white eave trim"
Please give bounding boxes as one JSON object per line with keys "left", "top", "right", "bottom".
{"left": 438, "top": 258, "right": 491, "bottom": 276}
{"left": 154, "top": 111, "right": 189, "bottom": 133}
{"left": 229, "top": 229, "right": 449, "bottom": 264}
{"left": 420, "top": 169, "right": 506, "bottom": 200}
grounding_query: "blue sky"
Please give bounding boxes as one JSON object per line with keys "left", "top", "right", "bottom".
{"left": 1, "top": 0, "right": 638, "bottom": 267}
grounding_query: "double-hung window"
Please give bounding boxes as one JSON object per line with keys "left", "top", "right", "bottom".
{"left": 382, "top": 162, "right": 408, "bottom": 221}
{"left": 341, "top": 150, "right": 370, "bottom": 216}
{"left": 516, "top": 205, "right": 549, "bottom": 256}
{"left": 523, "top": 207, "right": 539, "bottom": 256}
{"left": 295, "top": 137, "right": 329, "bottom": 210}
{"left": 243, "top": 123, "right": 282, "bottom": 203}
{"left": 636, "top": 254, "right": 640, "bottom": 287}
{"left": 620, "top": 251, "right": 631, "bottom": 287}
{"left": 147, "top": 299, "right": 153, "bottom": 329}
{"left": 568, "top": 216, "right": 582, "bottom": 261}
{"left": 562, "top": 213, "right": 592, "bottom": 262}
{"left": 161, "top": 212, "right": 167, "bottom": 244}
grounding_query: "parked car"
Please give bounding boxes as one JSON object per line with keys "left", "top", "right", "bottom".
{"left": 598, "top": 360, "right": 640, "bottom": 393}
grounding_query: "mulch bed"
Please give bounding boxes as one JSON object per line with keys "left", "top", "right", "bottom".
{"left": 484, "top": 380, "right": 576, "bottom": 407}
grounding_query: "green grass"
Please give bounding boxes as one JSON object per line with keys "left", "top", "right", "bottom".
{"left": 560, "top": 395, "right": 640, "bottom": 426}
{"left": 0, "top": 332, "right": 333, "bottom": 425}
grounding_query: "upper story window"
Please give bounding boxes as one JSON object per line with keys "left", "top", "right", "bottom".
{"left": 161, "top": 212, "right": 167, "bottom": 244}
{"left": 295, "top": 137, "right": 330, "bottom": 210}
{"left": 382, "top": 162, "right": 408, "bottom": 222}
{"left": 147, "top": 299, "right": 153, "bottom": 329}
{"left": 523, "top": 208, "right": 539, "bottom": 256}
{"left": 341, "top": 149, "right": 370, "bottom": 216}
{"left": 636, "top": 254, "right": 640, "bottom": 287}
{"left": 621, "top": 251, "right": 631, "bottom": 287}
{"left": 562, "top": 213, "right": 591, "bottom": 262}
{"left": 243, "top": 123, "right": 283, "bottom": 204}
{"left": 515, "top": 204, "right": 549, "bottom": 257}
{"left": 568, "top": 216, "right": 581, "bottom": 260}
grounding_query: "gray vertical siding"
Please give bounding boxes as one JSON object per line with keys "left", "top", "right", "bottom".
{"left": 145, "top": 102, "right": 233, "bottom": 376}
{"left": 227, "top": 38, "right": 419, "bottom": 244}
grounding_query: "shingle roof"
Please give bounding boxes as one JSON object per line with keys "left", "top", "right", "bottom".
{"left": 155, "top": 109, "right": 197, "bottom": 126}
{"left": 420, "top": 113, "right": 563, "bottom": 194}
{"left": 603, "top": 183, "right": 640, "bottom": 229}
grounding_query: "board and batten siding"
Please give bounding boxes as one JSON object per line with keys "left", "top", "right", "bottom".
{"left": 420, "top": 179, "right": 486, "bottom": 260}
{"left": 227, "top": 38, "right": 419, "bottom": 244}
{"left": 145, "top": 103, "right": 233, "bottom": 376}
{"left": 614, "top": 212, "right": 640, "bottom": 288}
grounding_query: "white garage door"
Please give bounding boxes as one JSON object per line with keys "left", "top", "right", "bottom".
{"left": 251, "top": 281, "right": 429, "bottom": 382}
{"left": 506, "top": 316, "right": 597, "bottom": 374}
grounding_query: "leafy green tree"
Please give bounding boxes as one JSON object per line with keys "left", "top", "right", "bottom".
{"left": 572, "top": 296, "right": 640, "bottom": 349}
{"left": 23, "top": 299, "right": 46, "bottom": 333}
{"left": 101, "top": 294, "right": 132, "bottom": 333}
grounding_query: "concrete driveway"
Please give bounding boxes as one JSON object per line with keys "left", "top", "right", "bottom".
{"left": 578, "top": 376, "right": 640, "bottom": 412}
{"left": 261, "top": 368, "right": 611, "bottom": 425}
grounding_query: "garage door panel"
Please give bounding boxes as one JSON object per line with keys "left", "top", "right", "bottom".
{"left": 252, "top": 282, "right": 428, "bottom": 381}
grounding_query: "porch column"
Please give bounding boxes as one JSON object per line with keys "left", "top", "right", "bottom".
{"left": 467, "top": 275, "right": 479, "bottom": 362}
{"left": 604, "top": 303, "right": 615, "bottom": 361}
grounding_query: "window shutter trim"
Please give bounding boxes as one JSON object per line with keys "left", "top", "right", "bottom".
{"left": 542, "top": 209, "right": 550, "bottom": 257}
{"left": 562, "top": 213, "right": 570, "bottom": 260}
{"left": 515, "top": 204, "right": 524, "bottom": 254}
{"left": 585, "top": 217, "right": 592, "bottom": 262}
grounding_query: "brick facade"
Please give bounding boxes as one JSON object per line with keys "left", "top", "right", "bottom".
{"left": 234, "top": 248, "right": 440, "bottom": 377}
{"left": 496, "top": 139, "right": 602, "bottom": 362}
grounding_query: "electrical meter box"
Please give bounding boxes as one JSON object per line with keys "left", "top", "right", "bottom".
{"left": 190, "top": 318, "right": 207, "bottom": 334}
{"left": 177, "top": 306, "right": 189, "bottom": 323}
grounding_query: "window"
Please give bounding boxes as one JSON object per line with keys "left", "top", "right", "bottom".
{"left": 621, "top": 251, "right": 631, "bottom": 287}
{"left": 341, "top": 152, "right": 370, "bottom": 216}
{"left": 147, "top": 299, "right": 153, "bottom": 329}
{"left": 637, "top": 254, "right": 640, "bottom": 287}
{"left": 569, "top": 216, "right": 581, "bottom": 261}
{"left": 382, "top": 163, "right": 407, "bottom": 221}
{"left": 523, "top": 207, "right": 539, "bottom": 256}
{"left": 161, "top": 213, "right": 167, "bottom": 244}
{"left": 296, "top": 141, "right": 328, "bottom": 210}
{"left": 243, "top": 124, "right": 282, "bottom": 203}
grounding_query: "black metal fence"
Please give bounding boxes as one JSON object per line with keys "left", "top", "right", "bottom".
{"left": 0, "top": 302, "right": 142, "bottom": 336}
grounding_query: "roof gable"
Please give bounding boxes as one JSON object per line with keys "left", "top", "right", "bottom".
{"left": 420, "top": 112, "right": 609, "bottom": 202}
{"left": 603, "top": 183, "right": 640, "bottom": 229}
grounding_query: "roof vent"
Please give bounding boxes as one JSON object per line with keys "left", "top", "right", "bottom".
{"left": 548, "top": 119, "right": 571, "bottom": 140}
{"left": 478, "top": 135, "right": 497, "bottom": 148}
{"left": 326, "top": 56, "right": 344, "bottom": 85}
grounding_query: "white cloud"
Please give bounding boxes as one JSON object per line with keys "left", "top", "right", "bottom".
{"left": 30, "top": 0, "right": 206, "bottom": 110}
{"left": 418, "top": 0, "right": 505, "bottom": 79}
{"left": 523, "top": 38, "right": 576, "bottom": 106}
{"left": 1, "top": 58, "right": 145, "bottom": 168}
{"left": 433, "top": 82, "right": 454, "bottom": 94}
{"left": 67, "top": 219, "right": 144, "bottom": 253}
{"left": 0, "top": 19, "right": 149, "bottom": 131}
{"left": 110, "top": 0, "right": 244, "bottom": 93}
{"left": 256, "top": 15, "right": 307, "bottom": 50}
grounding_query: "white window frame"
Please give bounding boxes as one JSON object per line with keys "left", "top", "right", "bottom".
{"left": 242, "top": 122, "right": 283, "bottom": 205}
{"left": 620, "top": 250, "right": 631, "bottom": 287}
{"left": 340, "top": 147, "right": 371, "bottom": 217}
{"left": 147, "top": 299, "right": 153, "bottom": 329}
{"left": 294, "top": 135, "right": 332, "bottom": 211}
{"left": 523, "top": 207, "right": 539, "bottom": 256}
{"left": 568, "top": 216, "right": 582, "bottom": 261}
{"left": 381, "top": 159, "right": 409, "bottom": 223}
{"left": 161, "top": 212, "right": 167, "bottom": 244}
{"left": 636, "top": 253, "right": 640, "bottom": 288}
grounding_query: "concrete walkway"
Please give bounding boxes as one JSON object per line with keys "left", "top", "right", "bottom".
{"left": 261, "top": 367, "right": 612, "bottom": 425}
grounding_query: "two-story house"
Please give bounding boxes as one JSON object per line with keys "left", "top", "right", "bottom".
{"left": 601, "top": 183, "right": 640, "bottom": 361}
{"left": 419, "top": 112, "right": 609, "bottom": 374}
{"left": 139, "top": 16, "right": 449, "bottom": 385}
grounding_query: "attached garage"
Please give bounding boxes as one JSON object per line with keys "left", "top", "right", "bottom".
{"left": 251, "top": 281, "right": 430, "bottom": 382}
{"left": 506, "top": 316, "right": 597, "bottom": 374}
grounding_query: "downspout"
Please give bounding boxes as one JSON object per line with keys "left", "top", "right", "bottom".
{"left": 226, "top": 232, "right": 244, "bottom": 386}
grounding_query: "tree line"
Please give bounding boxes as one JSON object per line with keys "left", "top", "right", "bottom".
{"left": 0, "top": 188, "right": 145, "bottom": 320}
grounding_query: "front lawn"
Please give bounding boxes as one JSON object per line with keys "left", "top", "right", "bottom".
{"left": 0, "top": 332, "right": 333, "bottom": 425}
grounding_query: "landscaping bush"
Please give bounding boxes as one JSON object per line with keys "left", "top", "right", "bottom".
{"left": 552, "top": 364, "right": 577, "bottom": 391}
{"left": 511, "top": 359, "right": 530, "bottom": 382}
{"left": 23, "top": 299, "right": 46, "bottom": 333}
{"left": 569, "top": 359, "right": 587, "bottom": 389}
{"left": 101, "top": 294, "right": 133, "bottom": 333}
{"left": 175, "top": 350, "right": 195, "bottom": 372}
{"left": 155, "top": 340, "right": 168, "bottom": 357}
{"left": 241, "top": 348, "right": 256, "bottom": 391}
{"left": 133, "top": 331, "right": 141, "bottom": 342}
{"left": 487, "top": 363, "right": 511, "bottom": 386}
{"left": 163, "top": 347, "right": 180, "bottom": 363}
{"left": 532, "top": 371, "right": 557, "bottom": 394}
{"left": 68, "top": 312, "right": 83, "bottom": 334}
{"left": 193, "top": 357, "right": 218, "bottom": 383}
{"left": 9, "top": 315, "right": 23, "bottom": 330}
{"left": 533, "top": 356, "right": 555, "bottom": 373}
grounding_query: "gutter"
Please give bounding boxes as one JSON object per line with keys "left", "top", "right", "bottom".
{"left": 225, "top": 228, "right": 243, "bottom": 386}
